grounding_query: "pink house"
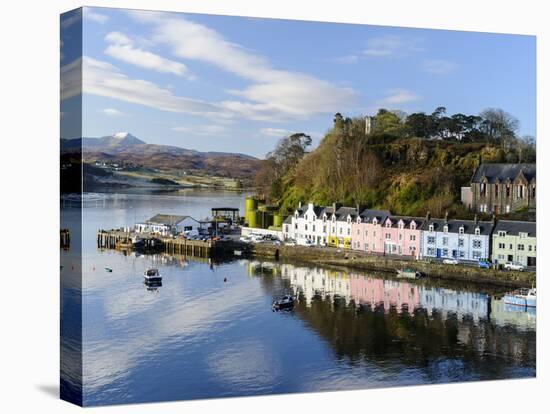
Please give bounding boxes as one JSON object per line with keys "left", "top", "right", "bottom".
{"left": 351, "top": 209, "right": 391, "bottom": 254}
{"left": 379, "top": 216, "right": 423, "bottom": 258}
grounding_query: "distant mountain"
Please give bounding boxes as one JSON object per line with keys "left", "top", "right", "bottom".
{"left": 61, "top": 132, "right": 261, "bottom": 180}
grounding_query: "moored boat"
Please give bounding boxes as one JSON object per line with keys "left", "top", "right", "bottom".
{"left": 272, "top": 295, "right": 295, "bottom": 311}
{"left": 503, "top": 288, "right": 536, "bottom": 308}
{"left": 144, "top": 267, "right": 162, "bottom": 283}
{"left": 396, "top": 268, "right": 422, "bottom": 279}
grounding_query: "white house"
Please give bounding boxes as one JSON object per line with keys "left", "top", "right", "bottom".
{"left": 419, "top": 215, "right": 494, "bottom": 262}
{"left": 135, "top": 214, "right": 201, "bottom": 236}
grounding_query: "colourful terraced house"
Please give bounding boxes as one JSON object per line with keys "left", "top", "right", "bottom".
{"left": 328, "top": 206, "right": 358, "bottom": 249}
{"left": 379, "top": 216, "right": 424, "bottom": 258}
{"left": 351, "top": 209, "right": 391, "bottom": 254}
{"left": 492, "top": 220, "right": 536, "bottom": 267}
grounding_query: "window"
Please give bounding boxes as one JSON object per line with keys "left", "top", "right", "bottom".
{"left": 313, "top": 225, "right": 316, "bottom": 232}
{"left": 443, "top": 225, "right": 448, "bottom": 233}
{"left": 495, "top": 184, "right": 499, "bottom": 197}
{"left": 480, "top": 182, "right": 486, "bottom": 196}
{"left": 509, "top": 244, "right": 513, "bottom": 250}
{"left": 410, "top": 235, "right": 416, "bottom": 241}
{"left": 473, "top": 239, "right": 481, "bottom": 248}
{"left": 442, "top": 237, "right": 448, "bottom": 246}
{"left": 459, "top": 227, "right": 464, "bottom": 235}
{"left": 323, "top": 225, "right": 326, "bottom": 233}
{"left": 411, "top": 223, "right": 416, "bottom": 230}
{"left": 409, "top": 246, "right": 416, "bottom": 252}
{"left": 332, "top": 227, "right": 336, "bottom": 233}
{"left": 532, "top": 185, "right": 536, "bottom": 198}
{"left": 529, "top": 245, "right": 532, "bottom": 252}
{"left": 364, "top": 243, "right": 369, "bottom": 251}
{"left": 458, "top": 238, "right": 464, "bottom": 247}
{"left": 427, "top": 236, "right": 436, "bottom": 244}
{"left": 519, "top": 232, "right": 527, "bottom": 239}
{"left": 429, "top": 224, "right": 434, "bottom": 232}
{"left": 386, "top": 221, "right": 391, "bottom": 228}
{"left": 442, "top": 249, "right": 449, "bottom": 256}
{"left": 294, "top": 224, "right": 298, "bottom": 229}
{"left": 474, "top": 227, "right": 480, "bottom": 236}
{"left": 365, "top": 230, "right": 368, "bottom": 236}
{"left": 385, "top": 233, "right": 391, "bottom": 240}
{"left": 357, "top": 229, "right": 360, "bottom": 235}
{"left": 518, "top": 185, "right": 524, "bottom": 198}
{"left": 305, "top": 224, "right": 308, "bottom": 231}
{"left": 498, "top": 254, "right": 505, "bottom": 260}
{"left": 518, "top": 244, "right": 525, "bottom": 251}
{"left": 427, "top": 247, "right": 436, "bottom": 255}
{"left": 373, "top": 231, "right": 376, "bottom": 237}
{"left": 398, "top": 234, "right": 403, "bottom": 241}
{"left": 498, "top": 231, "right": 506, "bottom": 237}
{"left": 347, "top": 228, "right": 350, "bottom": 235}
{"left": 459, "top": 251, "right": 465, "bottom": 258}
{"left": 472, "top": 251, "right": 482, "bottom": 259}
{"left": 498, "top": 243, "right": 505, "bottom": 249}
{"left": 339, "top": 228, "right": 342, "bottom": 235}
{"left": 398, "top": 222, "right": 404, "bottom": 229}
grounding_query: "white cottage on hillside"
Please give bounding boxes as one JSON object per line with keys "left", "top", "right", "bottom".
{"left": 282, "top": 202, "right": 340, "bottom": 246}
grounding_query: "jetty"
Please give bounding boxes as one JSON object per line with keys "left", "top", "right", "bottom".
{"left": 96, "top": 230, "right": 238, "bottom": 258}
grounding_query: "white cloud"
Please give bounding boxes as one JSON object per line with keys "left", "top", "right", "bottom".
{"left": 83, "top": 8, "right": 109, "bottom": 24}
{"left": 128, "top": 11, "right": 356, "bottom": 121}
{"left": 377, "top": 89, "right": 421, "bottom": 107}
{"left": 259, "top": 128, "right": 292, "bottom": 137}
{"left": 101, "top": 108, "right": 124, "bottom": 116}
{"left": 331, "top": 54, "right": 360, "bottom": 64}
{"left": 61, "top": 56, "right": 219, "bottom": 116}
{"left": 172, "top": 124, "right": 227, "bottom": 136}
{"left": 423, "top": 59, "right": 457, "bottom": 74}
{"left": 363, "top": 35, "right": 423, "bottom": 57}
{"left": 104, "top": 31, "right": 193, "bottom": 78}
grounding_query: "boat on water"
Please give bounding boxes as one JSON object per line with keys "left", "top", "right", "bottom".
{"left": 503, "top": 288, "right": 536, "bottom": 308}
{"left": 272, "top": 295, "right": 295, "bottom": 311}
{"left": 144, "top": 267, "right": 162, "bottom": 283}
{"left": 396, "top": 268, "right": 423, "bottom": 279}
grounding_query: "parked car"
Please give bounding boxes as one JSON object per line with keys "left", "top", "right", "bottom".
{"left": 504, "top": 261, "right": 525, "bottom": 271}
{"left": 478, "top": 259, "right": 491, "bottom": 269}
{"left": 285, "top": 240, "right": 296, "bottom": 246}
{"left": 442, "top": 258, "right": 459, "bottom": 265}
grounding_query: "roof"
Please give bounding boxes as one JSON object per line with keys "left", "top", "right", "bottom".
{"left": 385, "top": 216, "right": 424, "bottom": 228}
{"left": 283, "top": 215, "right": 293, "bottom": 224}
{"left": 147, "top": 214, "right": 193, "bottom": 226}
{"left": 336, "top": 206, "right": 358, "bottom": 221}
{"left": 420, "top": 218, "right": 494, "bottom": 236}
{"left": 358, "top": 209, "right": 391, "bottom": 223}
{"left": 471, "top": 163, "right": 536, "bottom": 183}
{"left": 493, "top": 220, "right": 536, "bottom": 237}
{"left": 211, "top": 207, "right": 239, "bottom": 211}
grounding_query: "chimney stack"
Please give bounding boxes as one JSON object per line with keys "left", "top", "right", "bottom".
{"left": 298, "top": 201, "right": 302, "bottom": 209}
{"left": 444, "top": 211, "right": 449, "bottom": 223}
{"left": 426, "top": 210, "right": 431, "bottom": 221}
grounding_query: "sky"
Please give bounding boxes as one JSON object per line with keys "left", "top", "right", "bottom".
{"left": 60, "top": 7, "right": 536, "bottom": 158}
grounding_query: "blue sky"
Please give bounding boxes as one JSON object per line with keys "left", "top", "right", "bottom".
{"left": 60, "top": 7, "right": 536, "bottom": 158}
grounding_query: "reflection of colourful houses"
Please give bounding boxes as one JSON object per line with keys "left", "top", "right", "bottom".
{"left": 281, "top": 263, "right": 350, "bottom": 305}
{"left": 418, "top": 287, "right": 489, "bottom": 322}
{"left": 350, "top": 209, "right": 391, "bottom": 253}
{"left": 349, "top": 274, "right": 420, "bottom": 314}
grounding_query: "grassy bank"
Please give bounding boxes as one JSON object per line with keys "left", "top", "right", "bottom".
{"left": 248, "top": 243, "right": 535, "bottom": 289}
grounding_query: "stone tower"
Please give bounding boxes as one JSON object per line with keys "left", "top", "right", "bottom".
{"left": 365, "top": 116, "right": 372, "bottom": 135}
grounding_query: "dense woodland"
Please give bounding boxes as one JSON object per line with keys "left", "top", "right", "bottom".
{"left": 254, "top": 107, "right": 536, "bottom": 218}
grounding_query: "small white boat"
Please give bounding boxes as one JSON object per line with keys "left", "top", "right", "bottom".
{"left": 503, "top": 288, "right": 536, "bottom": 308}
{"left": 396, "top": 268, "right": 423, "bottom": 279}
{"left": 272, "top": 295, "right": 295, "bottom": 311}
{"left": 144, "top": 267, "right": 162, "bottom": 283}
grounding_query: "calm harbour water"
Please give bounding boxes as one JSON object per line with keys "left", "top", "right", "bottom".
{"left": 60, "top": 190, "right": 536, "bottom": 406}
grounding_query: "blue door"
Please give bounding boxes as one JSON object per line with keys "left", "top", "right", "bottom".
{"left": 436, "top": 248, "right": 441, "bottom": 258}
{"left": 452, "top": 250, "right": 457, "bottom": 258}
